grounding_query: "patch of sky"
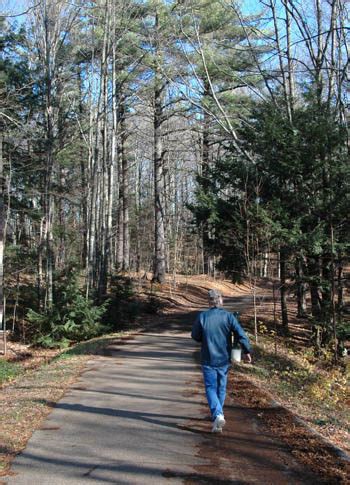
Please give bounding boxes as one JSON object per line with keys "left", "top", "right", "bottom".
{"left": 1, "top": 0, "right": 30, "bottom": 23}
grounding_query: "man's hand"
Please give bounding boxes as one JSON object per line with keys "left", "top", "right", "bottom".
{"left": 244, "top": 353, "right": 252, "bottom": 364}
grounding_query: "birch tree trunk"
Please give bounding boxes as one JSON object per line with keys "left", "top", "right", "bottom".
{"left": 122, "top": 118, "right": 130, "bottom": 272}
{"left": 42, "top": 3, "right": 55, "bottom": 309}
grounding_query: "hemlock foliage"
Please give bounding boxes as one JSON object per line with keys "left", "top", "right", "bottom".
{"left": 27, "top": 274, "right": 109, "bottom": 348}
{"left": 191, "top": 92, "right": 349, "bottom": 352}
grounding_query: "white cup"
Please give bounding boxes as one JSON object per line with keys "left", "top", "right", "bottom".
{"left": 231, "top": 348, "right": 242, "bottom": 363}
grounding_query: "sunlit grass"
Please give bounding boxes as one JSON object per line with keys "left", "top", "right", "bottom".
{"left": 0, "top": 360, "right": 22, "bottom": 386}
{"left": 237, "top": 332, "right": 349, "bottom": 438}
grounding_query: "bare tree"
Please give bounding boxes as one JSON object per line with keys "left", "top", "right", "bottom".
{"left": 30, "top": 0, "right": 80, "bottom": 307}
{"left": 0, "top": 134, "right": 4, "bottom": 346}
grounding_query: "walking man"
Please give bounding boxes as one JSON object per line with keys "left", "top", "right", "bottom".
{"left": 191, "top": 289, "right": 252, "bottom": 433}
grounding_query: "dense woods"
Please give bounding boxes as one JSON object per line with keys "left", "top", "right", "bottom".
{"left": 1, "top": 0, "right": 349, "bottom": 356}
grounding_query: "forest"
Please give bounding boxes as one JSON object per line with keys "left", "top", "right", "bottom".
{"left": 1, "top": 0, "right": 349, "bottom": 357}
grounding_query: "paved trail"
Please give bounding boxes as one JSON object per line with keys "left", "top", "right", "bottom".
{"left": 6, "top": 306, "right": 321, "bottom": 484}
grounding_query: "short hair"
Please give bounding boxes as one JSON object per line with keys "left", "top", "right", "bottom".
{"left": 208, "top": 289, "right": 222, "bottom": 306}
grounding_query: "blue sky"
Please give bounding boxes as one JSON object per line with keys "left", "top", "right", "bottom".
{"left": 1, "top": 0, "right": 30, "bottom": 22}
{"left": 2, "top": 0, "right": 263, "bottom": 19}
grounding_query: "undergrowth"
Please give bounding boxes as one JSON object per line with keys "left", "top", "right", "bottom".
{"left": 25, "top": 274, "right": 160, "bottom": 349}
{"left": 239, "top": 330, "right": 349, "bottom": 441}
{"left": 0, "top": 360, "right": 22, "bottom": 386}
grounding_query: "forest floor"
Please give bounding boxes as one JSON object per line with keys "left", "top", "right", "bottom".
{"left": 0, "top": 274, "right": 349, "bottom": 483}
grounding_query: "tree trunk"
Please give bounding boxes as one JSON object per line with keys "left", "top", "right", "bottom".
{"left": 152, "top": 13, "right": 166, "bottom": 284}
{"left": 310, "top": 283, "right": 322, "bottom": 318}
{"left": 270, "top": 0, "right": 292, "bottom": 122}
{"left": 116, "top": 104, "right": 125, "bottom": 271}
{"left": 95, "top": 2, "right": 112, "bottom": 300}
{"left": 42, "top": 3, "right": 56, "bottom": 309}
{"left": 110, "top": 43, "right": 118, "bottom": 273}
{"left": 321, "top": 254, "right": 332, "bottom": 308}
{"left": 78, "top": 65, "right": 88, "bottom": 266}
{"left": 330, "top": 222, "right": 338, "bottom": 362}
{"left": 285, "top": 1, "right": 294, "bottom": 116}
{"left": 57, "top": 78, "right": 65, "bottom": 270}
{"left": 337, "top": 262, "right": 343, "bottom": 309}
{"left": 44, "top": 82, "right": 54, "bottom": 309}
{"left": 201, "top": 80, "right": 214, "bottom": 276}
{"left": 153, "top": 82, "right": 166, "bottom": 283}
{"left": 121, "top": 104, "right": 130, "bottom": 272}
{"left": 37, "top": 216, "right": 44, "bottom": 308}
{"left": 98, "top": 17, "right": 110, "bottom": 299}
{"left": 0, "top": 135, "right": 4, "bottom": 333}
{"left": 308, "top": 256, "right": 322, "bottom": 318}
{"left": 135, "top": 157, "right": 142, "bottom": 273}
{"left": 279, "top": 248, "right": 289, "bottom": 331}
{"left": 295, "top": 257, "right": 307, "bottom": 317}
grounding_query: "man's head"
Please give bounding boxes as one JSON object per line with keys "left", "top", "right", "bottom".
{"left": 208, "top": 289, "right": 223, "bottom": 307}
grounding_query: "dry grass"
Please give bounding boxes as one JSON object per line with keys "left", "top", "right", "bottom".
{"left": 0, "top": 355, "right": 87, "bottom": 475}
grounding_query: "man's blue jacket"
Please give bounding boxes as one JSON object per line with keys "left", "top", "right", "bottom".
{"left": 191, "top": 307, "right": 251, "bottom": 366}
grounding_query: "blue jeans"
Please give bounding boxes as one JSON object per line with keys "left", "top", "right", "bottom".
{"left": 202, "top": 364, "right": 230, "bottom": 420}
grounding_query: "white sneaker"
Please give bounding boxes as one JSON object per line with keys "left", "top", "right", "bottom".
{"left": 212, "top": 414, "right": 226, "bottom": 433}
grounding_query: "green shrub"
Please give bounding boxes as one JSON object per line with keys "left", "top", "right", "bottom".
{"left": 103, "top": 276, "right": 140, "bottom": 327}
{"left": 144, "top": 295, "right": 162, "bottom": 314}
{"left": 27, "top": 274, "right": 108, "bottom": 348}
{"left": 110, "top": 276, "right": 134, "bottom": 300}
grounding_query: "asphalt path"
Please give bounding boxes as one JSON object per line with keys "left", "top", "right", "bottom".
{"left": 5, "top": 307, "right": 320, "bottom": 484}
